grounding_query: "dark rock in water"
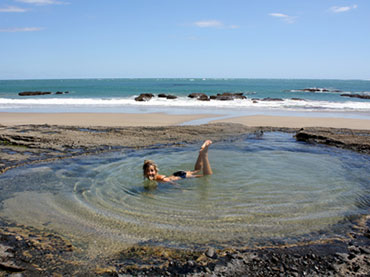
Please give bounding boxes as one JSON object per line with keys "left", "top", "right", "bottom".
{"left": 254, "top": 129, "right": 264, "bottom": 138}
{"left": 292, "top": 88, "right": 342, "bottom": 93}
{"left": 198, "top": 95, "right": 210, "bottom": 101}
{"left": 166, "top": 95, "right": 177, "bottom": 99}
{"left": 158, "top": 93, "right": 167, "bottom": 98}
{"left": 135, "top": 93, "right": 154, "bottom": 102}
{"left": 300, "top": 88, "right": 330, "bottom": 92}
{"left": 340, "top": 93, "right": 370, "bottom": 100}
{"left": 261, "top": 97, "right": 284, "bottom": 101}
{"left": 216, "top": 95, "right": 234, "bottom": 101}
{"left": 291, "top": 98, "right": 305, "bottom": 101}
{"left": 211, "top": 92, "right": 247, "bottom": 101}
{"left": 210, "top": 95, "right": 217, "bottom": 100}
{"left": 18, "top": 91, "right": 52, "bottom": 96}
{"left": 188, "top": 93, "right": 207, "bottom": 99}
{"left": 188, "top": 93, "right": 209, "bottom": 101}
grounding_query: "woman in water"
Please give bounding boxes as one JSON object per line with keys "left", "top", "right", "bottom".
{"left": 143, "top": 140, "right": 213, "bottom": 182}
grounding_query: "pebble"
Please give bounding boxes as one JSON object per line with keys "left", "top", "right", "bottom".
{"left": 205, "top": 247, "right": 216, "bottom": 259}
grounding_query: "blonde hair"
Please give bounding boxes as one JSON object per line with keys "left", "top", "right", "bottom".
{"left": 143, "top": 160, "right": 158, "bottom": 178}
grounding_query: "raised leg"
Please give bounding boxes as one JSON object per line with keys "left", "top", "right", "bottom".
{"left": 193, "top": 140, "right": 213, "bottom": 175}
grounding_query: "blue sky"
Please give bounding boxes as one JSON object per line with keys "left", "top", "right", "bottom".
{"left": 0, "top": 0, "right": 369, "bottom": 79}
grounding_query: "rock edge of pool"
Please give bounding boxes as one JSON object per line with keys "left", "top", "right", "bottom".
{"left": 0, "top": 123, "right": 369, "bottom": 276}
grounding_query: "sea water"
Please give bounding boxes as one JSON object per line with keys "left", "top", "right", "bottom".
{"left": 0, "top": 133, "right": 369, "bottom": 258}
{"left": 0, "top": 78, "right": 370, "bottom": 117}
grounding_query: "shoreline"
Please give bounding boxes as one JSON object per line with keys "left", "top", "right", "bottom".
{"left": 0, "top": 112, "right": 215, "bottom": 127}
{"left": 1, "top": 112, "right": 370, "bottom": 129}
{"left": 0, "top": 123, "right": 369, "bottom": 276}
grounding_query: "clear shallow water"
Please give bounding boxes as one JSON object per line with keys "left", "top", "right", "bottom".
{"left": 0, "top": 133, "right": 369, "bottom": 257}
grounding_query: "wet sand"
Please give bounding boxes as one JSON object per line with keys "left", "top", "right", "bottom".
{"left": 212, "top": 114, "right": 370, "bottom": 130}
{"left": 0, "top": 116, "right": 369, "bottom": 276}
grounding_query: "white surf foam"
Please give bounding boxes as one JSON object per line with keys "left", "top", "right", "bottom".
{"left": 0, "top": 97, "right": 370, "bottom": 112}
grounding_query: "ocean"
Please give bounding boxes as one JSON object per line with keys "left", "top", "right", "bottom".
{"left": 1, "top": 78, "right": 370, "bottom": 119}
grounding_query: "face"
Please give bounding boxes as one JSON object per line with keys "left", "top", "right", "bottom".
{"left": 145, "top": 165, "right": 157, "bottom": 180}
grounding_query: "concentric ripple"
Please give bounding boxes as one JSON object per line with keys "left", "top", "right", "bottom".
{"left": 0, "top": 133, "right": 369, "bottom": 257}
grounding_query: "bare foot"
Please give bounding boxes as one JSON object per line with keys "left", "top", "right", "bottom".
{"left": 200, "top": 140, "right": 212, "bottom": 153}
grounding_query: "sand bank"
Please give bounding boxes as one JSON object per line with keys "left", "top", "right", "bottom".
{"left": 213, "top": 115, "right": 370, "bottom": 130}
{"left": 0, "top": 112, "right": 214, "bottom": 127}
{"left": 1, "top": 112, "right": 369, "bottom": 130}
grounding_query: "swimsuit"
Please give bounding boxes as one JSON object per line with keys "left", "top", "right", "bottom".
{"left": 173, "top": 170, "right": 187, "bottom": 179}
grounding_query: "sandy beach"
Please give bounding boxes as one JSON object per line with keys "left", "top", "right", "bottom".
{"left": 0, "top": 112, "right": 214, "bottom": 127}
{"left": 1, "top": 112, "right": 370, "bottom": 130}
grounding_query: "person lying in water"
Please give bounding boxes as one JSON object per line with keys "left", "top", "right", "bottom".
{"left": 143, "top": 140, "right": 213, "bottom": 182}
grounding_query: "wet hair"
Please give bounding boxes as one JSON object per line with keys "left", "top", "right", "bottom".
{"left": 143, "top": 160, "right": 158, "bottom": 179}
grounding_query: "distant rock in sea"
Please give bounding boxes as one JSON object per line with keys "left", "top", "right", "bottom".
{"left": 291, "top": 88, "right": 342, "bottom": 93}
{"left": 157, "top": 93, "right": 177, "bottom": 99}
{"left": 188, "top": 93, "right": 208, "bottom": 99}
{"left": 19, "top": 91, "right": 52, "bottom": 96}
{"left": 211, "top": 92, "right": 247, "bottom": 101}
{"left": 340, "top": 93, "right": 370, "bottom": 100}
{"left": 19, "top": 91, "right": 69, "bottom": 96}
{"left": 261, "top": 97, "right": 283, "bottom": 101}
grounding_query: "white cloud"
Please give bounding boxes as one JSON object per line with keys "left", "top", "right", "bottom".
{"left": 15, "top": 0, "right": 66, "bottom": 5}
{"left": 229, "top": 25, "right": 240, "bottom": 29}
{"left": 0, "top": 27, "right": 43, "bottom": 32}
{"left": 193, "top": 20, "right": 239, "bottom": 29}
{"left": 0, "top": 6, "right": 27, "bottom": 12}
{"left": 269, "top": 13, "right": 297, "bottom": 24}
{"left": 330, "top": 4, "right": 358, "bottom": 13}
{"left": 194, "top": 20, "right": 223, "bottom": 28}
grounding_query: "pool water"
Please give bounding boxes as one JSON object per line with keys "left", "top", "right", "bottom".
{"left": 0, "top": 133, "right": 369, "bottom": 257}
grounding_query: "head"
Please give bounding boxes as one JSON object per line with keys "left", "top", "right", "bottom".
{"left": 143, "top": 160, "right": 158, "bottom": 180}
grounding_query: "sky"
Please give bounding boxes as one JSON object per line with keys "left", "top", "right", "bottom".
{"left": 0, "top": 0, "right": 369, "bottom": 80}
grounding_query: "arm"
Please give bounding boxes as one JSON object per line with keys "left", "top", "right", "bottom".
{"left": 157, "top": 175, "right": 181, "bottom": 186}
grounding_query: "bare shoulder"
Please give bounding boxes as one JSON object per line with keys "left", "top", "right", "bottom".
{"left": 155, "top": 174, "right": 167, "bottom": 181}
